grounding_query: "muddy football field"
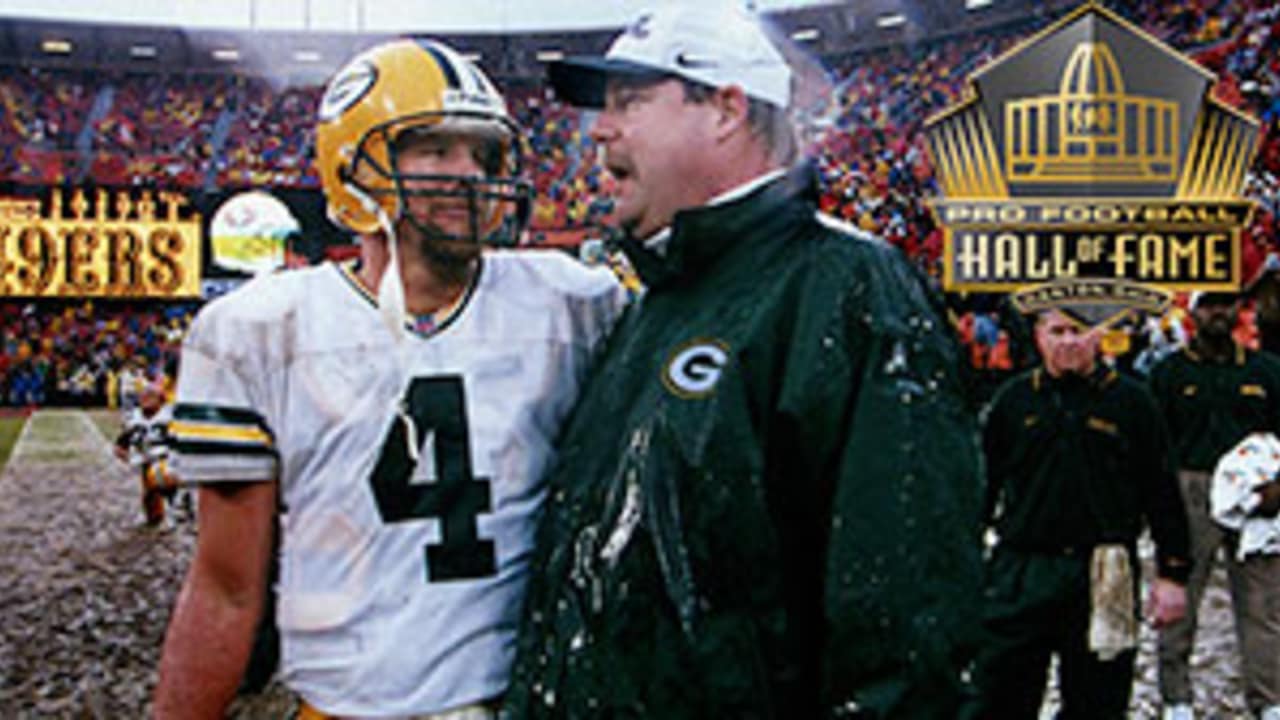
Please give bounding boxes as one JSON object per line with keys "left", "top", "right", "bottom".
{"left": 0, "top": 410, "right": 1253, "bottom": 718}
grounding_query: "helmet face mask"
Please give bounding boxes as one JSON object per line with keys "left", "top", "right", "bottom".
{"left": 347, "top": 111, "right": 532, "bottom": 248}
{"left": 316, "top": 40, "right": 532, "bottom": 247}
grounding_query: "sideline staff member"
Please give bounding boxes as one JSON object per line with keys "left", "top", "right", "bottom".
{"left": 975, "top": 309, "right": 1190, "bottom": 719}
{"left": 1151, "top": 291, "right": 1280, "bottom": 720}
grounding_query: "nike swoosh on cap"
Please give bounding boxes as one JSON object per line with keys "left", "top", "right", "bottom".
{"left": 674, "top": 52, "right": 717, "bottom": 68}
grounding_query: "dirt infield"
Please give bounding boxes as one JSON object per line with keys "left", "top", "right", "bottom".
{"left": 0, "top": 409, "right": 1258, "bottom": 717}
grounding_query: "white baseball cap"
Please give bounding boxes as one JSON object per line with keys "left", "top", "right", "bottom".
{"left": 548, "top": 5, "right": 791, "bottom": 109}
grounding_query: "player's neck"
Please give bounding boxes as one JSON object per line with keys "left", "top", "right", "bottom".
{"left": 357, "top": 236, "right": 477, "bottom": 316}
{"left": 398, "top": 250, "right": 476, "bottom": 316}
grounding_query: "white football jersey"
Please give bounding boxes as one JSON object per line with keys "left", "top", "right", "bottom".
{"left": 170, "top": 251, "right": 625, "bottom": 718}
{"left": 121, "top": 405, "right": 173, "bottom": 468}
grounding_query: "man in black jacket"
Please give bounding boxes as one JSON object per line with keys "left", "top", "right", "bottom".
{"left": 974, "top": 309, "right": 1190, "bottom": 718}
{"left": 505, "top": 5, "right": 984, "bottom": 718}
{"left": 1150, "top": 291, "right": 1280, "bottom": 720}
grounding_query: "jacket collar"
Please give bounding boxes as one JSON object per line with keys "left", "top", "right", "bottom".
{"left": 619, "top": 163, "right": 818, "bottom": 289}
{"left": 1184, "top": 339, "right": 1246, "bottom": 366}
{"left": 1032, "top": 363, "right": 1117, "bottom": 393}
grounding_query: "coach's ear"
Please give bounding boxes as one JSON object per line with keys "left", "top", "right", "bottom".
{"left": 709, "top": 85, "right": 751, "bottom": 142}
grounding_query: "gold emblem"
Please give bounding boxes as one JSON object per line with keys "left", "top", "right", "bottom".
{"left": 1006, "top": 42, "right": 1178, "bottom": 185}
{"left": 925, "top": 2, "right": 1260, "bottom": 327}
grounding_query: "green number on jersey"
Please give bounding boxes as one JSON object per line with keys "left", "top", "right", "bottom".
{"left": 368, "top": 376, "right": 496, "bottom": 581}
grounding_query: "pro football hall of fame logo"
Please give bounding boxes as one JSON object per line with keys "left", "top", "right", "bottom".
{"left": 925, "top": 2, "right": 1260, "bottom": 327}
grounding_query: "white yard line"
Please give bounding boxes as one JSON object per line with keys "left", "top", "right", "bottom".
{"left": 78, "top": 410, "right": 118, "bottom": 464}
{"left": 9, "top": 410, "right": 118, "bottom": 469}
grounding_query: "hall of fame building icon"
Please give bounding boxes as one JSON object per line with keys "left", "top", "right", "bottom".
{"left": 924, "top": 2, "right": 1259, "bottom": 325}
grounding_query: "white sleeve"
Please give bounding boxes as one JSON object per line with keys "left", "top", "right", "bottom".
{"left": 169, "top": 308, "right": 279, "bottom": 484}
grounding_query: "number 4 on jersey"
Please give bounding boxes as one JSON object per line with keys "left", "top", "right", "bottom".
{"left": 368, "top": 376, "right": 496, "bottom": 582}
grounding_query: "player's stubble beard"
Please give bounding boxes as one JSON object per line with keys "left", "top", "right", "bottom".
{"left": 398, "top": 215, "right": 482, "bottom": 287}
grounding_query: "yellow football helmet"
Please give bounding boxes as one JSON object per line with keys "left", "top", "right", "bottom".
{"left": 315, "top": 39, "right": 531, "bottom": 243}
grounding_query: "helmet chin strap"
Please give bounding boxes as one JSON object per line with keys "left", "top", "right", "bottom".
{"left": 372, "top": 203, "right": 422, "bottom": 463}
{"left": 341, "top": 176, "right": 409, "bottom": 343}
{"left": 375, "top": 207, "right": 409, "bottom": 345}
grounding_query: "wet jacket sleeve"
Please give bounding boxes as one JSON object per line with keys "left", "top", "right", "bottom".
{"left": 980, "top": 382, "right": 1016, "bottom": 527}
{"left": 798, "top": 246, "right": 984, "bottom": 718}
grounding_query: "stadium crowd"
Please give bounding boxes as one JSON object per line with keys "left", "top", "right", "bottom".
{"left": 0, "top": 300, "right": 190, "bottom": 407}
{"left": 1, "top": 0, "right": 1280, "bottom": 405}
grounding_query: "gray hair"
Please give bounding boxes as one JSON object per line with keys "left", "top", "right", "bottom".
{"left": 680, "top": 79, "right": 797, "bottom": 166}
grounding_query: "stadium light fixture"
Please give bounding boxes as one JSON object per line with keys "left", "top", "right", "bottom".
{"left": 293, "top": 50, "right": 322, "bottom": 62}
{"left": 791, "top": 27, "right": 820, "bottom": 42}
{"left": 536, "top": 50, "right": 565, "bottom": 62}
{"left": 877, "top": 13, "right": 907, "bottom": 28}
{"left": 965, "top": 0, "right": 993, "bottom": 9}
{"left": 212, "top": 48, "right": 241, "bottom": 62}
{"left": 129, "top": 44, "right": 157, "bottom": 59}
{"left": 41, "top": 39, "right": 72, "bottom": 54}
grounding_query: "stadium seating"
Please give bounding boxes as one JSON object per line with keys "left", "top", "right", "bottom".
{"left": 1, "top": 0, "right": 1279, "bottom": 403}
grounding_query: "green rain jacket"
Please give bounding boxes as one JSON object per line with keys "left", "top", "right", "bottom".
{"left": 506, "top": 165, "right": 984, "bottom": 719}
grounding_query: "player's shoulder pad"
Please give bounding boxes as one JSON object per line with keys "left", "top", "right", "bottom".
{"left": 196, "top": 266, "right": 325, "bottom": 323}
{"left": 486, "top": 248, "right": 622, "bottom": 300}
{"left": 122, "top": 407, "right": 146, "bottom": 428}
{"left": 484, "top": 249, "right": 628, "bottom": 347}
{"left": 184, "top": 266, "right": 326, "bottom": 355}
{"left": 153, "top": 404, "right": 175, "bottom": 423}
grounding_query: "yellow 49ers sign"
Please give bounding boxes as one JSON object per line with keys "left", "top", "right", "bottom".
{"left": 0, "top": 188, "right": 202, "bottom": 299}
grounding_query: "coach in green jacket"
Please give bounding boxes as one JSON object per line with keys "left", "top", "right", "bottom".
{"left": 505, "top": 6, "right": 983, "bottom": 719}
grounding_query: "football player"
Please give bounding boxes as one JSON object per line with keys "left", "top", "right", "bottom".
{"left": 153, "top": 39, "right": 626, "bottom": 719}
{"left": 114, "top": 378, "right": 181, "bottom": 527}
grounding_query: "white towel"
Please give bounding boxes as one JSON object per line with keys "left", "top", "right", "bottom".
{"left": 1088, "top": 544, "right": 1137, "bottom": 660}
{"left": 1211, "top": 432, "right": 1280, "bottom": 560}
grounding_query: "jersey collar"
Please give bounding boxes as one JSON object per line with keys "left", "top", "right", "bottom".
{"left": 336, "top": 259, "right": 483, "bottom": 339}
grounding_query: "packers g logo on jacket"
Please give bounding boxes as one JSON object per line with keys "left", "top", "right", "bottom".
{"left": 663, "top": 339, "right": 729, "bottom": 398}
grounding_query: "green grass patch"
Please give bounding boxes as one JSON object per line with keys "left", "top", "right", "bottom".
{"left": 0, "top": 414, "right": 26, "bottom": 470}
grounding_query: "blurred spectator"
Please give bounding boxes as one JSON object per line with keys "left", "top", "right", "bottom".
{"left": 0, "top": 300, "right": 193, "bottom": 408}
